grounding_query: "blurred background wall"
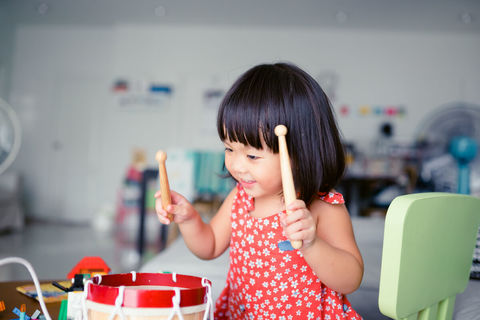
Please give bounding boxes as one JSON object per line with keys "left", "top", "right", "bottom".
{"left": 1, "top": 0, "right": 479, "bottom": 223}
{"left": 0, "top": 1, "right": 14, "bottom": 98}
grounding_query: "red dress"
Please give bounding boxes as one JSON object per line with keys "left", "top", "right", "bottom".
{"left": 214, "top": 185, "right": 362, "bottom": 320}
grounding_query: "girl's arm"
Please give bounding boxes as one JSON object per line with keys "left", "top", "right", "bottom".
{"left": 283, "top": 199, "right": 364, "bottom": 294}
{"left": 155, "top": 187, "right": 236, "bottom": 260}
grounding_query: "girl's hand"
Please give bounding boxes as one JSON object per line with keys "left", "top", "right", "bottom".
{"left": 279, "top": 199, "right": 317, "bottom": 248}
{"left": 154, "top": 190, "right": 197, "bottom": 225}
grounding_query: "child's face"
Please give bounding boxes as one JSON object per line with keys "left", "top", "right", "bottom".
{"left": 223, "top": 138, "right": 283, "bottom": 200}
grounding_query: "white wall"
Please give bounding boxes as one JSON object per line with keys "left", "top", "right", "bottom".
{"left": 8, "top": 23, "right": 480, "bottom": 222}
{"left": 0, "top": 2, "right": 14, "bottom": 98}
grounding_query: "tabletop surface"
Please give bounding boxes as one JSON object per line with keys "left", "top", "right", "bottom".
{"left": 0, "top": 280, "right": 62, "bottom": 320}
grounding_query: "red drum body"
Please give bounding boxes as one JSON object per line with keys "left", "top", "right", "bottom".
{"left": 84, "top": 273, "right": 212, "bottom": 320}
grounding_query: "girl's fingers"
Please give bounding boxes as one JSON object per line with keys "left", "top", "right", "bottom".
{"left": 155, "top": 197, "right": 175, "bottom": 224}
{"left": 156, "top": 212, "right": 171, "bottom": 225}
{"left": 155, "top": 189, "right": 184, "bottom": 203}
{"left": 282, "top": 208, "right": 306, "bottom": 225}
{"left": 155, "top": 199, "right": 163, "bottom": 214}
{"left": 281, "top": 208, "right": 315, "bottom": 242}
{"left": 155, "top": 189, "right": 197, "bottom": 224}
{"left": 155, "top": 201, "right": 171, "bottom": 224}
{"left": 285, "top": 220, "right": 315, "bottom": 243}
{"left": 170, "top": 190, "right": 188, "bottom": 205}
{"left": 286, "top": 199, "right": 306, "bottom": 211}
{"left": 284, "top": 218, "right": 305, "bottom": 235}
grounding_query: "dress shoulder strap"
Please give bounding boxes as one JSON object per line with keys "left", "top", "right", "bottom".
{"left": 317, "top": 191, "right": 345, "bottom": 204}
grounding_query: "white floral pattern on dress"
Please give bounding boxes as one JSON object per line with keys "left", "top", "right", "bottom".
{"left": 214, "top": 185, "right": 361, "bottom": 320}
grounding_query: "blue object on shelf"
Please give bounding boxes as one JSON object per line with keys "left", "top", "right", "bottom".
{"left": 194, "top": 151, "right": 234, "bottom": 199}
{"left": 449, "top": 136, "right": 478, "bottom": 194}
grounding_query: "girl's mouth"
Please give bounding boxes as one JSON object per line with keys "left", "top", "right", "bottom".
{"left": 240, "top": 179, "right": 256, "bottom": 188}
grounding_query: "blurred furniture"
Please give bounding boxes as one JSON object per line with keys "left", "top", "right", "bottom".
{"left": 341, "top": 137, "right": 421, "bottom": 217}
{"left": 137, "top": 168, "right": 168, "bottom": 257}
{"left": 378, "top": 193, "right": 480, "bottom": 320}
{"left": 135, "top": 150, "right": 234, "bottom": 259}
{"left": 340, "top": 156, "right": 408, "bottom": 217}
{"left": 0, "top": 172, "right": 24, "bottom": 232}
{"left": 340, "top": 173, "right": 397, "bottom": 217}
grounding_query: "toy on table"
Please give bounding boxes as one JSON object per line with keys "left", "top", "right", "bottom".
{"left": 10, "top": 305, "right": 43, "bottom": 320}
{"left": 63, "top": 257, "right": 111, "bottom": 320}
{"left": 0, "top": 300, "right": 5, "bottom": 312}
{"left": 30, "top": 309, "right": 41, "bottom": 320}
{"left": 66, "top": 256, "right": 110, "bottom": 279}
{"left": 155, "top": 150, "right": 174, "bottom": 222}
{"left": 275, "top": 125, "right": 303, "bottom": 249}
{"left": 52, "top": 274, "right": 88, "bottom": 293}
{"left": 11, "top": 304, "right": 27, "bottom": 320}
{"left": 58, "top": 300, "right": 68, "bottom": 320}
{"left": 16, "top": 257, "right": 106, "bottom": 303}
{"left": 16, "top": 281, "right": 70, "bottom": 303}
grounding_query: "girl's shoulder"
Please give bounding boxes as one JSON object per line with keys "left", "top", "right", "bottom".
{"left": 317, "top": 190, "right": 345, "bottom": 205}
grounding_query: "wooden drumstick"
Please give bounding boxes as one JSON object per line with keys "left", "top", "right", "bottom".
{"left": 275, "top": 125, "right": 303, "bottom": 249}
{"left": 155, "top": 150, "right": 173, "bottom": 222}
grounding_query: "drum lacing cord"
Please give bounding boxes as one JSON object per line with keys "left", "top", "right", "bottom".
{"left": 172, "top": 272, "right": 177, "bottom": 282}
{"left": 108, "top": 285, "right": 126, "bottom": 320}
{"left": 202, "top": 277, "right": 214, "bottom": 320}
{"left": 81, "top": 279, "right": 93, "bottom": 320}
{"left": 130, "top": 271, "right": 137, "bottom": 282}
{"left": 81, "top": 274, "right": 103, "bottom": 319}
{"left": 167, "top": 287, "right": 184, "bottom": 320}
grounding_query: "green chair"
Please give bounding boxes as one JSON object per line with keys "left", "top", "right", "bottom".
{"left": 378, "top": 193, "right": 480, "bottom": 320}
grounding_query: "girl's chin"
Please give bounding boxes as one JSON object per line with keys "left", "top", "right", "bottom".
{"left": 243, "top": 188, "right": 258, "bottom": 199}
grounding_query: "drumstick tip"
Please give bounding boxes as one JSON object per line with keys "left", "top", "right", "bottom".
{"left": 155, "top": 150, "right": 167, "bottom": 162}
{"left": 291, "top": 240, "right": 302, "bottom": 249}
{"left": 274, "top": 125, "right": 287, "bottom": 137}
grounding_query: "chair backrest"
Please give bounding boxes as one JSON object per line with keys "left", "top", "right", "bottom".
{"left": 378, "top": 193, "right": 480, "bottom": 320}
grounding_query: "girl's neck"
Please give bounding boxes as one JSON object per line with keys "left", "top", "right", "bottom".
{"left": 249, "top": 193, "right": 285, "bottom": 219}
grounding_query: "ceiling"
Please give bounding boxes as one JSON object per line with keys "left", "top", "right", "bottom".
{"left": 2, "top": 0, "right": 480, "bottom": 34}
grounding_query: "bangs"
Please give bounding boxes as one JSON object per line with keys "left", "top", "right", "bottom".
{"left": 218, "top": 101, "right": 277, "bottom": 151}
{"left": 217, "top": 66, "right": 290, "bottom": 151}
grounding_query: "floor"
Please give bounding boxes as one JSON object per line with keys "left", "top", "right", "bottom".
{"left": 0, "top": 221, "right": 157, "bottom": 282}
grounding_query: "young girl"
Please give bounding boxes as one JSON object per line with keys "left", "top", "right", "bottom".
{"left": 155, "top": 63, "right": 363, "bottom": 320}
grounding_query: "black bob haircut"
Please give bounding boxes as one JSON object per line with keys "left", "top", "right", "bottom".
{"left": 217, "top": 62, "right": 345, "bottom": 205}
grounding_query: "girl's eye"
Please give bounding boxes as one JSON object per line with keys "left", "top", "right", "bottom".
{"left": 224, "top": 147, "right": 233, "bottom": 153}
{"left": 247, "top": 154, "right": 259, "bottom": 160}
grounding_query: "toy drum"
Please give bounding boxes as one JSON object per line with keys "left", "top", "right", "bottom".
{"left": 83, "top": 272, "right": 213, "bottom": 320}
